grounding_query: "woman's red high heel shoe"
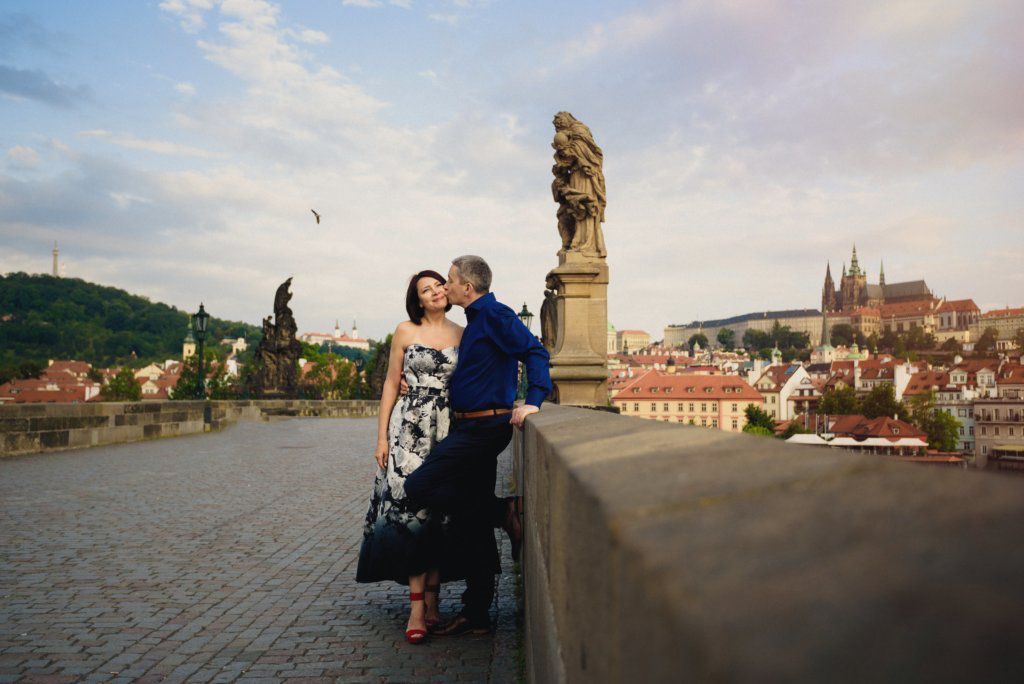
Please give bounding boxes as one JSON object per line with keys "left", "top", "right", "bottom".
{"left": 406, "top": 592, "right": 427, "bottom": 644}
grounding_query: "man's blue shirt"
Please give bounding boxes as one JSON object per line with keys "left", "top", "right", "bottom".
{"left": 450, "top": 292, "right": 552, "bottom": 411}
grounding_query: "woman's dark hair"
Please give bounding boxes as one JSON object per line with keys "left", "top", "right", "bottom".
{"left": 406, "top": 270, "right": 451, "bottom": 324}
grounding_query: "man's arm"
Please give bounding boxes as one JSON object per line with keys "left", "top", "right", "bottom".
{"left": 489, "top": 307, "right": 552, "bottom": 426}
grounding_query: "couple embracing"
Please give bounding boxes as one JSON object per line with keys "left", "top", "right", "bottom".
{"left": 356, "top": 255, "right": 552, "bottom": 643}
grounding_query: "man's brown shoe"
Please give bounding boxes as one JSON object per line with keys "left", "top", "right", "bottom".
{"left": 432, "top": 615, "right": 491, "bottom": 637}
{"left": 502, "top": 496, "right": 523, "bottom": 562}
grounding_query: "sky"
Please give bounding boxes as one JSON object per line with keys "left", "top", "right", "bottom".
{"left": 1, "top": 0, "right": 1022, "bottom": 341}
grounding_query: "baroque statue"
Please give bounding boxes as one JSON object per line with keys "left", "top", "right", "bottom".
{"left": 540, "top": 275, "right": 558, "bottom": 353}
{"left": 251, "top": 278, "right": 302, "bottom": 397}
{"left": 551, "top": 111, "right": 607, "bottom": 259}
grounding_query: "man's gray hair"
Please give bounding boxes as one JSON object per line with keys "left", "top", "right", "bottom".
{"left": 451, "top": 255, "right": 492, "bottom": 293}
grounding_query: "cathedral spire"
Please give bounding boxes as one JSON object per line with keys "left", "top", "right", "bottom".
{"left": 879, "top": 259, "right": 885, "bottom": 286}
{"left": 849, "top": 244, "right": 861, "bottom": 276}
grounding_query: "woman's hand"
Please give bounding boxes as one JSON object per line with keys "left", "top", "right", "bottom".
{"left": 375, "top": 440, "right": 389, "bottom": 469}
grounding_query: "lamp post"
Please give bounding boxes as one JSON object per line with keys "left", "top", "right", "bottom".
{"left": 191, "top": 303, "right": 210, "bottom": 399}
{"left": 517, "top": 303, "right": 534, "bottom": 401}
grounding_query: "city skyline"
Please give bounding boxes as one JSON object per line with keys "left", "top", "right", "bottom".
{"left": 2, "top": 0, "right": 1022, "bottom": 340}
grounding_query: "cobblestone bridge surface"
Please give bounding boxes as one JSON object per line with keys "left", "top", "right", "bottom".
{"left": 0, "top": 418, "right": 519, "bottom": 683}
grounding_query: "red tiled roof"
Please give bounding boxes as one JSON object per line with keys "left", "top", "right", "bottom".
{"left": 998, "top": 365, "right": 1024, "bottom": 385}
{"left": 827, "top": 414, "right": 926, "bottom": 440}
{"left": 611, "top": 370, "right": 761, "bottom": 402}
{"left": 903, "top": 371, "right": 952, "bottom": 396}
{"left": 981, "top": 307, "right": 1024, "bottom": 318}
{"left": 46, "top": 360, "right": 92, "bottom": 375}
{"left": 880, "top": 300, "right": 937, "bottom": 317}
{"left": 937, "top": 299, "right": 979, "bottom": 313}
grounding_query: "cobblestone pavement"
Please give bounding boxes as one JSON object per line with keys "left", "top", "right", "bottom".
{"left": 0, "top": 418, "right": 520, "bottom": 683}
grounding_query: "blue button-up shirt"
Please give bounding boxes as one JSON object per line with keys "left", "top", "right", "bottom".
{"left": 450, "top": 292, "right": 552, "bottom": 411}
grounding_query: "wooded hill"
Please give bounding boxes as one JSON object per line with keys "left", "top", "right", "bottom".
{"left": 0, "top": 272, "right": 261, "bottom": 369}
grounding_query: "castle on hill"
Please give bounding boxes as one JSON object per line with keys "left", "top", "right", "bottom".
{"left": 822, "top": 245, "right": 933, "bottom": 313}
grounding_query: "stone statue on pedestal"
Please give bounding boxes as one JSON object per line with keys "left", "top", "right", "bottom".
{"left": 251, "top": 278, "right": 302, "bottom": 398}
{"left": 551, "top": 111, "right": 607, "bottom": 260}
{"left": 545, "top": 112, "right": 610, "bottom": 406}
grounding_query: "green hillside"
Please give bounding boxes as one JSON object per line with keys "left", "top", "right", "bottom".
{"left": 0, "top": 272, "right": 261, "bottom": 369}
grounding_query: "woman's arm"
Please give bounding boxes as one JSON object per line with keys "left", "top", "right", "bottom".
{"left": 374, "top": 324, "right": 410, "bottom": 468}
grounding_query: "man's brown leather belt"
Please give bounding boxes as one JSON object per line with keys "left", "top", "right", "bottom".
{"left": 455, "top": 408, "right": 513, "bottom": 420}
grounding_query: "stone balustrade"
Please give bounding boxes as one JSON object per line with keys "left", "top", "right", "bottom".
{"left": 519, "top": 405, "right": 1024, "bottom": 682}
{"left": 0, "top": 400, "right": 377, "bottom": 457}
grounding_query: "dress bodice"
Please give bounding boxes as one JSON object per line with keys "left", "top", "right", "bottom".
{"left": 403, "top": 344, "right": 458, "bottom": 395}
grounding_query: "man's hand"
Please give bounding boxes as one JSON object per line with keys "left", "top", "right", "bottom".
{"left": 511, "top": 404, "right": 539, "bottom": 429}
{"left": 399, "top": 377, "right": 409, "bottom": 396}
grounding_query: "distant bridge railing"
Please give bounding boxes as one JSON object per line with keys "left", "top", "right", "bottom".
{"left": 516, "top": 405, "right": 1024, "bottom": 682}
{"left": 0, "top": 400, "right": 377, "bottom": 457}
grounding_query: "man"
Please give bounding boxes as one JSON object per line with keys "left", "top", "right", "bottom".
{"left": 404, "top": 254, "right": 552, "bottom": 636}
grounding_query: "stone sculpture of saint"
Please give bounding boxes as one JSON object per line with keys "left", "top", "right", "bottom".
{"left": 551, "top": 111, "right": 607, "bottom": 259}
{"left": 540, "top": 276, "right": 558, "bottom": 353}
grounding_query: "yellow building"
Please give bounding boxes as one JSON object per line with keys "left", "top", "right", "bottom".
{"left": 612, "top": 368, "right": 763, "bottom": 432}
{"left": 617, "top": 329, "right": 651, "bottom": 353}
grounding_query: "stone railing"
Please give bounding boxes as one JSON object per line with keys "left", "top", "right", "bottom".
{"left": 518, "top": 405, "right": 1024, "bottom": 682}
{"left": 0, "top": 399, "right": 377, "bottom": 458}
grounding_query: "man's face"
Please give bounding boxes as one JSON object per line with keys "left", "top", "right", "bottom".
{"left": 445, "top": 265, "right": 471, "bottom": 308}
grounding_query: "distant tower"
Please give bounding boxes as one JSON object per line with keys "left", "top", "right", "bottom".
{"left": 821, "top": 310, "right": 831, "bottom": 347}
{"left": 351, "top": 319, "right": 359, "bottom": 339}
{"left": 52, "top": 241, "right": 59, "bottom": 277}
{"left": 848, "top": 244, "right": 862, "bottom": 276}
{"left": 879, "top": 260, "right": 886, "bottom": 287}
{"left": 183, "top": 327, "right": 196, "bottom": 360}
{"left": 821, "top": 262, "right": 837, "bottom": 312}
{"left": 334, "top": 319, "right": 341, "bottom": 338}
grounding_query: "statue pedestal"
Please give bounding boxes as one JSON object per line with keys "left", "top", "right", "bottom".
{"left": 548, "top": 255, "right": 608, "bottom": 406}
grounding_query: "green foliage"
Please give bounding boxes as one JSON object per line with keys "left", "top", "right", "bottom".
{"left": 1014, "top": 328, "right": 1024, "bottom": 351}
{"left": 687, "top": 333, "right": 708, "bottom": 351}
{"left": 941, "top": 337, "right": 963, "bottom": 353}
{"left": 716, "top": 327, "right": 736, "bottom": 350}
{"left": 908, "top": 391, "right": 962, "bottom": 452}
{"left": 742, "top": 425, "right": 774, "bottom": 437}
{"left": 0, "top": 272, "right": 261, "bottom": 369}
{"left": 743, "top": 321, "right": 810, "bottom": 354}
{"left": 830, "top": 323, "right": 855, "bottom": 347}
{"left": 976, "top": 326, "right": 998, "bottom": 353}
{"left": 100, "top": 367, "right": 141, "bottom": 402}
{"left": 818, "top": 385, "right": 860, "bottom": 415}
{"left": 172, "top": 352, "right": 237, "bottom": 400}
{"left": 0, "top": 360, "right": 45, "bottom": 385}
{"left": 778, "top": 421, "right": 811, "bottom": 440}
{"left": 300, "top": 355, "right": 357, "bottom": 399}
{"left": 744, "top": 404, "right": 775, "bottom": 431}
{"left": 861, "top": 383, "right": 909, "bottom": 421}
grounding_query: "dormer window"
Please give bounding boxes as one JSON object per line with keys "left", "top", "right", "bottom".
{"left": 893, "top": 427, "right": 900, "bottom": 435}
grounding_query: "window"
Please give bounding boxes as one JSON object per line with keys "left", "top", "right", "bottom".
{"left": 995, "top": 427, "right": 1000, "bottom": 436}
{"left": 677, "top": 403, "right": 683, "bottom": 411}
{"left": 663, "top": 403, "right": 669, "bottom": 412}
{"left": 711, "top": 418, "right": 718, "bottom": 428}
{"left": 770, "top": 395, "right": 776, "bottom": 403}
{"left": 620, "top": 403, "right": 626, "bottom": 412}
{"left": 1010, "top": 427, "right": 1016, "bottom": 436}
{"left": 958, "top": 408, "right": 966, "bottom": 417}
{"left": 700, "top": 417, "right": 707, "bottom": 427}
{"left": 959, "top": 427, "right": 964, "bottom": 436}
{"left": 982, "top": 445, "right": 988, "bottom": 455}
{"left": 651, "top": 403, "right": 657, "bottom": 412}
{"left": 970, "top": 426, "right": 974, "bottom": 436}
{"left": 633, "top": 403, "right": 639, "bottom": 412}
{"left": 732, "top": 419, "right": 738, "bottom": 430}
{"left": 732, "top": 403, "right": 738, "bottom": 412}
{"left": 981, "top": 426, "right": 987, "bottom": 435}
{"left": 688, "top": 403, "right": 694, "bottom": 412}
{"left": 701, "top": 403, "right": 706, "bottom": 412}
{"left": 711, "top": 402, "right": 717, "bottom": 411}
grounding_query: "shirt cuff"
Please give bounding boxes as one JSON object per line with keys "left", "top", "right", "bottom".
{"left": 525, "top": 388, "right": 547, "bottom": 408}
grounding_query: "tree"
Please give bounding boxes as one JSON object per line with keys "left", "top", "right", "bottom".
{"left": 861, "top": 383, "right": 908, "bottom": 421}
{"left": 779, "top": 421, "right": 811, "bottom": 440}
{"left": 909, "top": 391, "right": 961, "bottom": 452}
{"left": 818, "top": 385, "right": 860, "bottom": 415}
{"left": 100, "top": 367, "right": 141, "bottom": 401}
{"left": 743, "top": 425, "right": 774, "bottom": 437}
{"left": 687, "top": 333, "right": 708, "bottom": 352}
{"left": 941, "top": 337, "right": 963, "bottom": 353}
{"left": 866, "top": 332, "right": 879, "bottom": 353}
{"left": 830, "top": 323, "right": 855, "bottom": 347}
{"left": 1014, "top": 328, "right": 1024, "bottom": 351}
{"left": 744, "top": 404, "right": 775, "bottom": 431}
{"left": 743, "top": 328, "right": 772, "bottom": 351}
{"left": 976, "top": 326, "right": 998, "bottom": 353}
{"left": 716, "top": 327, "right": 736, "bottom": 351}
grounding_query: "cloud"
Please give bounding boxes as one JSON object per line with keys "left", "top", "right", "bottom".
{"left": 78, "top": 130, "right": 218, "bottom": 158}
{"left": 341, "top": 0, "right": 383, "bottom": 7}
{"left": 0, "top": 64, "right": 91, "bottom": 107}
{"left": 428, "top": 13, "right": 459, "bottom": 25}
{"left": 175, "top": 81, "right": 197, "bottom": 95}
{"left": 6, "top": 145, "right": 40, "bottom": 169}
{"left": 159, "top": 0, "right": 215, "bottom": 33}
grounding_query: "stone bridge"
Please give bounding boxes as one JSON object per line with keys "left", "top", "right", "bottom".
{"left": 3, "top": 401, "right": 1024, "bottom": 682}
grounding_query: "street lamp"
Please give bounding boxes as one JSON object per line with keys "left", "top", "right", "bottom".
{"left": 517, "top": 303, "right": 533, "bottom": 401}
{"left": 191, "top": 303, "right": 210, "bottom": 399}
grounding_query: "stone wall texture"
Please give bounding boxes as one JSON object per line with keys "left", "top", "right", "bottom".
{"left": 0, "top": 400, "right": 378, "bottom": 458}
{"left": 520, "top": 405, "right": 1024, "bottom": 683}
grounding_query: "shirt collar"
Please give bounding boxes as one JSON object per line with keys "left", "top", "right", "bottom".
{"left": 465, "top": 292, "right": 495, "bottom": 321}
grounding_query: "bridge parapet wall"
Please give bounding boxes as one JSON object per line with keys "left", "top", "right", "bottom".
{"left": 521, "top": 405, "right": 1024, "bottom": 682}
{"left": 0, "top": 400, "right": 377, "bottom": 457}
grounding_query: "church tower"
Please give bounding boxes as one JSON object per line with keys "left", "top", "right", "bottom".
{"left": 840, "top": 245, "right": 868, "bottom": 311}
{"left": 52, "top": 241, "right": 59, "bottom": 277}
{"left": 351, "top": 319, "right": 359, "bottom": 339}
{"left": 879, "top": 260, "right": 886, "bottom": 287}
{"left": 822, "top": 262, "right": 837, "bottom": 312}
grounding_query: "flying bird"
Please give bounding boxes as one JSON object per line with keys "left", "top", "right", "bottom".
{"left": 311, "top": 209, "right": 321, "bottom": 224}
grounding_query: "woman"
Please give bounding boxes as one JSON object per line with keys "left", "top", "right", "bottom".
{"left": 355, "top": 269, "right": 463, "bottom": 644}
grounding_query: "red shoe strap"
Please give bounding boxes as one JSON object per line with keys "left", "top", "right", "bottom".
{"left": 409, "top": 592, "right": 425, "bottom": 601}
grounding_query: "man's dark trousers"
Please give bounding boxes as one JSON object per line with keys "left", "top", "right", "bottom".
{"left": 405, "top": 413, "right": 513, "bottom": 625}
